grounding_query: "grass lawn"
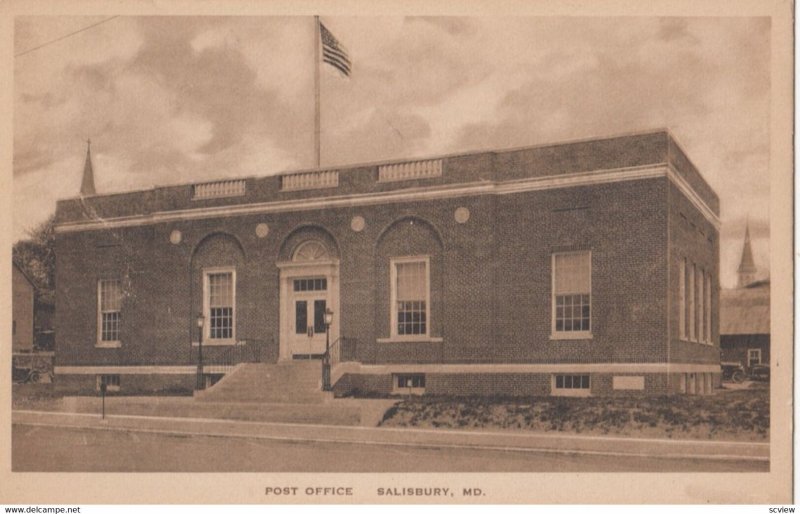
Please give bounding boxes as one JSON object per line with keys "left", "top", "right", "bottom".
{"left": 379, "top": 383, "right": 769, "bottom": 442}
{"left": 12, "top": 384, "right": 64, "bottom": 411}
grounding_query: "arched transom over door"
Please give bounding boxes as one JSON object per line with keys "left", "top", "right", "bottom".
{"left": 293, "top": 240, "right": 329, "bottom": 262}
{"left": 278, "top": 237, "right": 340, "bottom": 361}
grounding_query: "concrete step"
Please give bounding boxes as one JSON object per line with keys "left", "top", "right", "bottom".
{"left": 195, "top": 362, "right": 331, "bottom": 404}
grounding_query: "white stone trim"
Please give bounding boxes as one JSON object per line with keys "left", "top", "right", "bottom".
{"left": 56, "top": 365, "right": 229, "bottom": 375}
{"left": 344, "top": 363, "right": 722, "bottom": 374}
{"left": 281, "top": 170, "right": 339, "bottom": 191}
{"left": 377, "top": 336, "right": 443, "bottom": 344}
{"left": 55, "top": 164, "right": 721, "bottom": 234}
{"left": 379, "top": 159, "right": 442, "bottom": 182}
{"left": 57, "top": 362, "right": 721, "bottom": 376}
{"left": 192, "top": 179, "right": 246, "bottom": 200}
{"left": 665, "top": 164, "right": 721, "bottom": 229}
{"left": 612, "top": 375, "right": 645, "bottom": 390}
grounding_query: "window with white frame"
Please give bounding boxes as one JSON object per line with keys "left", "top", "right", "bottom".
{"left": 552, "top": 374, "right": 591, "bottom": 396}
{"left": 552, "top": 251, "right": 591, "bottom": 337}
{"left": 748, "top": 349, "right": 761, "bottom": 367}
{"left": 697, "top": 266, "right": 705, "bottom": 343}
{"left": 705, "top": 272, "right": 712, "bottom": 343}
{"left": 678, "top": 258, "right": 686, "bottom": 340}
{"left": 391, "top": 257, "right": 430, "bottom": 337}
{"left": 393, "top": 373, "right": 426, "bottom": 394}
{"left": 688, "top": 263, "right": 696, "bottom": 341}
{"left": 98, "top": 279, "right": 122, "bottom": 343}
{"left": 204, "top": 269, "right": 235, "bottom": 341}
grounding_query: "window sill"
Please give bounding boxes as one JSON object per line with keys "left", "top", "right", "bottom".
{"left": 377, "top": 336, "right": 444, "bottom": 344}
{"left": 192, "top": 340, "right": 239, "bottom": 347}
{"left": 550, "top": 332, "right": 592, "bottom": 341}
{"left": 551, "top": 389, "right": 591, "bottom": 397}
{"left": 680, "top": 338, "right": 713, "bottom": 346}
{"left": 95, "top": 341, "right": 122, "bottom": 349}
{"left": 392, "top": 387, "right": 426, "bottom": 395}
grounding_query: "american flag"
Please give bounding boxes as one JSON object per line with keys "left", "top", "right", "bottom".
{"left": 320, "top": 22, "right": 351, "bottom": 77}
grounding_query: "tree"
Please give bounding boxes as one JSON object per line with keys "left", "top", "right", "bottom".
{"left": 13, "top": 213, "right": 56, "bottom": 305}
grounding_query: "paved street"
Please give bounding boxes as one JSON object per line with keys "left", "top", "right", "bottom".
{"left": 13, "top": 424, "right": 767, "bottom": 472}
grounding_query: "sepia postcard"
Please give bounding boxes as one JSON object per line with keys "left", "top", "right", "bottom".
{"left": 0, "top": 0, "right": 793, "bottom": 505}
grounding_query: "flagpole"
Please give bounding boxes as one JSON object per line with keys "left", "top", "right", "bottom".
{"left": 314, "top": 15, "right": 321, "bottom": 168}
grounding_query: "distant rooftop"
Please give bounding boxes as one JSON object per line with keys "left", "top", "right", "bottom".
{"left": 720, "top": 280, "right": 770, "bottom": 335}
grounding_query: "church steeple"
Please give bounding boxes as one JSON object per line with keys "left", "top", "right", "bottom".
{"left": 80, "top": 139, "right": 96, "bottom": 196}
{"left": 737, "top": 221, "right": 757, "bottom": 288}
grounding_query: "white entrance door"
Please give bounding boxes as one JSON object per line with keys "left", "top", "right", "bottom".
{"left": 277, "top": 240, "right": 339, "bottom": 361}
{"left": 289, "top": 277, "right": 329, "bottom": 356}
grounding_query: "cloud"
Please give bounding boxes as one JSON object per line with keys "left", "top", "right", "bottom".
{"left": 405, "top": 17, "right": 480, "bottom": 37}
{"left": 325, "top": 108, "right": 432, "bottom": 165}
{"left": 13, "top": 15, "right": 772, "bottom": 287}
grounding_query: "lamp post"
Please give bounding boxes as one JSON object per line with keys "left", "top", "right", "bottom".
{"left": 322, "top": 307, "right": 333, "bottom": 391}
{"left": 196, "top": 314, "right": 205, "bottom": 390}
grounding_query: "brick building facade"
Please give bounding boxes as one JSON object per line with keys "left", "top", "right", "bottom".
{"left": 53, "top": 130, "right": 721, "bottom": 396}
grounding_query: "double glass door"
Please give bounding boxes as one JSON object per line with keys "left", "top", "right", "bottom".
{"left": 289, "top": 277, "right": 329, "bottom": 356}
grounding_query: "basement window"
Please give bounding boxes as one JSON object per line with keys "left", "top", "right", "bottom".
{"left": 552, "top": 374, "right": 590, "bottom": 396}
{"left": 393, "top": 374, "right": 426, "bottom": 395}
{"left": 96, "top": 374, "right": 120, "bottom": 392}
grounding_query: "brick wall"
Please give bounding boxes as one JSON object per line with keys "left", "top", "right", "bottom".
{"left": 55, "top": 373, "right": 194, "bottom": 395}
{"left": 54, "top": 131, "right": 720, "bottom": 382}
{"left": 667, "top": 181, "right": 720, "bottom": 366}
{"left": 492, "top": 179, "right": 668, "bottom": 363}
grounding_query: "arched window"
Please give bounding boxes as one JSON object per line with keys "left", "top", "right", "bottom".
{"left": 292, "top": 240, "right": 329, "bottom": 262}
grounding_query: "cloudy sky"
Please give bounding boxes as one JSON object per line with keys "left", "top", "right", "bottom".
{"left": 13, "top": 16, "right": 770, "bottom": 288}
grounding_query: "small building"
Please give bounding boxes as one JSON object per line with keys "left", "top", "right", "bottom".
{"left": 720, "top": 225, "right": 769, "bottom": 369}
{"left": 12, "top": 262, "right": 35, "bottom": 353}
{"left": 52, "top": 130, "right": 721, "bottom": 396}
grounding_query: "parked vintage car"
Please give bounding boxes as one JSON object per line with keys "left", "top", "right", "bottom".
{"left": 749, "top": 364, "right": 770, "bottom": 381}
{"left": 11, "top": 351, "right": 53, "bottom": 384}
{"left": 721, "top": 361, "right": 746, "bottom": 383}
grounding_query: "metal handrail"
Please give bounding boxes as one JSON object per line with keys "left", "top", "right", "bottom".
{"left": 205, "top": 337, "right": 269, "bottom": 375}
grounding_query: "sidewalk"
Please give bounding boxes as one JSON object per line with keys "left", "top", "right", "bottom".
{"left": 12, "top": 409, "right": 769, "bottom": 462}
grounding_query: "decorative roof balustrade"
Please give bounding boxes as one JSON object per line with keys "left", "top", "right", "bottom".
{"left": 378, "top": 159, "right": 443, "bottom": 182}
{"left": 281, "top": 169, "right": 339, "bottom": 191}
{"left": 192, "top": 179, "right": 247, "bottom": 200}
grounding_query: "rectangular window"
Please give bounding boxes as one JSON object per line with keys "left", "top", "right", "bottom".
{"left": 204, "top": 270, "right": 235, "bottom": 341}
{"left": 293, "top": 278, "right": 327, "bottom": 292}
{"left": 552, "top": 374, "right": 591, "bottom": 396}
{"left": 393, "top": 374, "right": 426, "bottom": 394}
{"left": 98, "top": 279, "right": 122, "bottom": 343}
{"left": 705, "top": 272, "right": 712, "bottom": 344}
{"left": 678, "top": 258, "right": 686, "bottom": 340}
{"left": 96, "top": 374, "right": 120, "bottom": 392}
{"left": 688, "top": 263, "right": 695, "bottom": 341}
{"left": 748, "top": 349, "right": 761, "bottom": 367}
{"left": 391, "top": 257, "right": 430, "bottom": 337}
{"left": 697, "top": 266, "right": 704, "bottom": 343}
{"left": 552, "top": 252, "right": 591, "bottom": 337}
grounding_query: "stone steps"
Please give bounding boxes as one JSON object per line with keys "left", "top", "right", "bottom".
{"left": 195, "top": 361, "right": 331, "bottom": 404}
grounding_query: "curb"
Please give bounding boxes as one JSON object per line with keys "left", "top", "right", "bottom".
{"left": 12, "top": 409, "right": 769, "bottom": 462}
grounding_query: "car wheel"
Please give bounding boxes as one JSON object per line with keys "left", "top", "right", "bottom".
{"left": 731, "top": 370, "right": 745, "bottom": 383}
{"left": 28, "top": 371, "right": 40, "bottom": 383}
